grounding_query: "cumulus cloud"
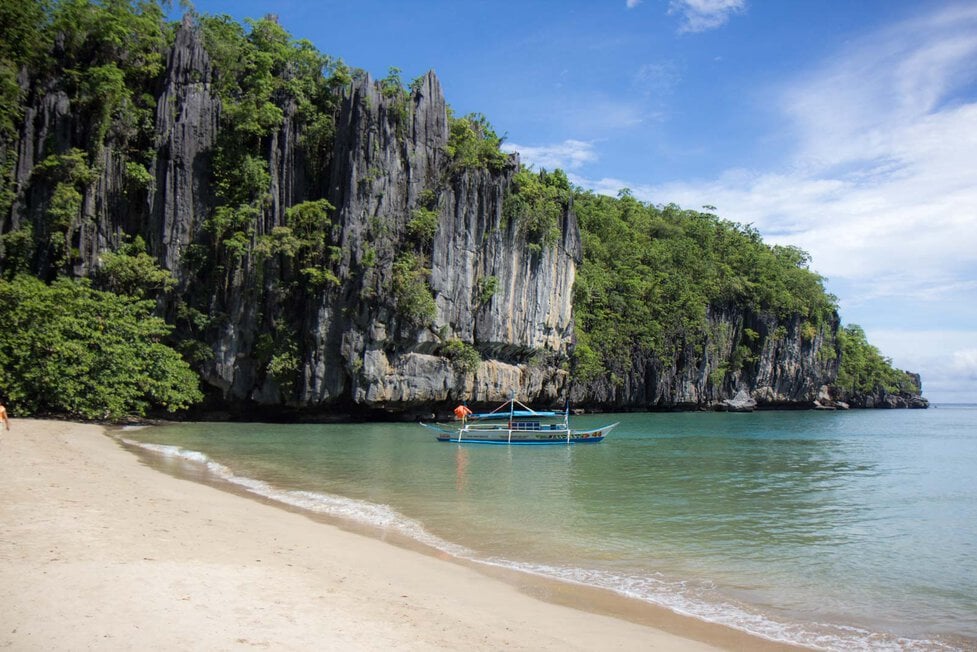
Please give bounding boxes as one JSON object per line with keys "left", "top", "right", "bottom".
{"left": 503, "top": 139, "right": 597, "bottom": 171}
{"left": 668, "top": 0, "right": 746, "bottom": 33}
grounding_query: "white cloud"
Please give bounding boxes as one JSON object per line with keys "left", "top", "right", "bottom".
{"left": 782, "top": 6, "right": 977, "bottom": 172}
{"left": 503, "top": 140, "right": 597, "bottom": 171}
{"left": 626, "top": 0, "right": 641, "bottom": 8}
{"left": 868, "top": 331, "right": 977, "bottom": 403}
{"left": 952, "top": 349, "right": 977, "bottom": 380}
{"left": 668, "top": 0, "right": 746, "bottom": 33}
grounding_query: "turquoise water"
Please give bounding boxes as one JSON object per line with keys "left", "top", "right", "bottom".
{"left": 122, "top": 406, "right": 977, "bottom": 650}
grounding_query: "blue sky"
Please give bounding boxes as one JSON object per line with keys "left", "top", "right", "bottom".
{"left": 185, "top": 0, "right": 977, "bottom": 402}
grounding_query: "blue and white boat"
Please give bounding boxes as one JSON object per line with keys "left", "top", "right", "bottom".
{"left": 422, "top": 398, "right": 617, "bottom": 445}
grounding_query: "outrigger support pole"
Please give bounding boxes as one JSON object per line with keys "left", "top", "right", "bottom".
{"left": 508, "top": 392, "right": 515, "bottom": 444}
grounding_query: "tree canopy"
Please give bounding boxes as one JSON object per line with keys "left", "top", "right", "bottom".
{"left": 0, "top": 275, "right": 202, "bottom": 419}
{"left": 552, "top": 187, "right": 836, "bottom": 380}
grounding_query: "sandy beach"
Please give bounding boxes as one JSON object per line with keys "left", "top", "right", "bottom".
{"left": 0, "top": 419, "right": 800, "bottom": 651}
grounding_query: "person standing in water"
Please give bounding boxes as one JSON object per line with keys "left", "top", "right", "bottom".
{"left": 453, "top": 404, "right": 472, "bottom": 421}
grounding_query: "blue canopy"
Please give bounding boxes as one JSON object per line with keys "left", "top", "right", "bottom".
{"left": 470, "top": 410, "right": 559, "bottom": 420}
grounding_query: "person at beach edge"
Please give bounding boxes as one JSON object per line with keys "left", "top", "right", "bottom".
{"left": 0, "top": 402, "right": 9, "bottom": 431}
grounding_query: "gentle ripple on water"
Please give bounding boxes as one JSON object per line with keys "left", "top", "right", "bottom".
{"left": 123, "top": 406, "right": 977, "bottom": 651}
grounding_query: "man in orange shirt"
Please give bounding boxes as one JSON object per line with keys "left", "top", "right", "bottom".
{"left": 453, "top": 404, "right": 472, "bottom": 421}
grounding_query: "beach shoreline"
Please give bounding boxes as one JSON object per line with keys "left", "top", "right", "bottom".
{"left": 1, "top": 419, "right": 802, "bottom": 650}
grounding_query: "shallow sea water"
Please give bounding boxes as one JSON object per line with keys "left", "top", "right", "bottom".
{"left": 123, "top": 405, "right": 977, "bottom": 651}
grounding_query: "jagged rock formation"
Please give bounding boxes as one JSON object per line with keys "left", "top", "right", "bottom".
{"left": 0, "top": 17, "right": 925, "bottom": 415}
{"left": 149, "top": 15, "right": 220, "bottom": 273}
{"left": 287, "top": 66, "right": 580, "bottom": 411}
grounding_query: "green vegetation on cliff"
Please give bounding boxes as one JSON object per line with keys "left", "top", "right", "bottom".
{"left": 573, "top": 191, "right": 836, "bottom": 379}
{"left": 198, "top": 13, "right": 349, "bottom": 280}
{"left": 503, "top": 168, "right": 570, "bottom": 255}
{"left": 446, "top": 111, "right": 509, "bottom": 172}
{"left": 835, "top": 325, "right": 920, "bottom": 395}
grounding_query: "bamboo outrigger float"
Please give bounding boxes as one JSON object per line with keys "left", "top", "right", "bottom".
{"left": 421, "top": 397, "right": 618, "bottom": 445}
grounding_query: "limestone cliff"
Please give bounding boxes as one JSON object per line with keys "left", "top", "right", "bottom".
{"left": 830, "top": 373, "right": 929, "bottom": 409}
{"left": 2, "top": 20, "right": 579, "bottom": 414}
{"left": 0, "top": 16, "right": 925, "bottom": 415}
{"left": 571, "top": 304, "right": 841, "bottom": 410}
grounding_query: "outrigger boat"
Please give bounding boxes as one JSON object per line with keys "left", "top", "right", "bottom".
{"left": 421, "top": 397, "right": 618, "bottom": 445}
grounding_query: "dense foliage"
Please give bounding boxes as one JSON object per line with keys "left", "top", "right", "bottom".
{"left": 391, "top": 252, "right": 437, "bottom": 325}
{"left": 0, "top": 0, "right": 48, "bottom": 216}
{"left": 503, "top": 169, "right": 570, "bottom": 254}
{"left": 0, "top": 275, "right": 202, "bottom": 419}
{"left": 0, "top": 0, "right": 170, "bottom": 274}
{"left": 835, "top": 325, "right": 919, "bottom": 395}
{"left": 446, "top": 111, "right": 509, "bottom": 172}
{"left": 199, "top": 13, "right": 350, "bottom": 275}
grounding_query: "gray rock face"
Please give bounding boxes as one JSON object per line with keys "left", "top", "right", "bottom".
{"left": 722, "top": 389, "right": 757, "bottom": 412}
{"left": 129, "top": 46, "right": 580, "bottom": 411}
{"left": 149, "top": 15, "right": 219, "bottom": 273}
{"left": 570, "top": 305, "right": 841, "bottom": 410}
{"left": 302, "top": 71, "right": 578, "bottom": 409}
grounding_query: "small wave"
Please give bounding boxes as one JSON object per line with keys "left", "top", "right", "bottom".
{"left": 120, "top": 438, "right": 962, "bottom": 652}
{"left": 121, "top": 438, "right": 471, "bottom": 558}
{"left": 471, "top": 558, "right": 962, "bottom": 652}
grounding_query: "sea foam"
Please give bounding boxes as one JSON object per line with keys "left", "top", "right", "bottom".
{"left": 121, "top": 438, "right": 471, "bottom": 558}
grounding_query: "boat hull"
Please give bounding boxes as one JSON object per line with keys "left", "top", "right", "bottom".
{"left": 433, "top": 424, "right": 617, "bottom": 445}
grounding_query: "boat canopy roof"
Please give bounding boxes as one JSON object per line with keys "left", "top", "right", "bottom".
{"left": 466, "top": 397, "right": 564, "bottom": 420}
{"left": 470, "top": 410, "right": 558, "bottom": 420}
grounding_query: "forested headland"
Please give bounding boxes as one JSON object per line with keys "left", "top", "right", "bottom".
{"left": 0, "top": 0, "right": 926, "bottom": 420}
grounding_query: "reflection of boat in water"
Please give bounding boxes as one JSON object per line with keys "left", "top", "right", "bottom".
{"left": 421, "top": 398, "right": 618, "bottom": 445}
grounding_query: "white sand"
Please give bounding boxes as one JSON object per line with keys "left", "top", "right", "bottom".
{"left": 0, "top": 419, "right": 800, "bottom": 650}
